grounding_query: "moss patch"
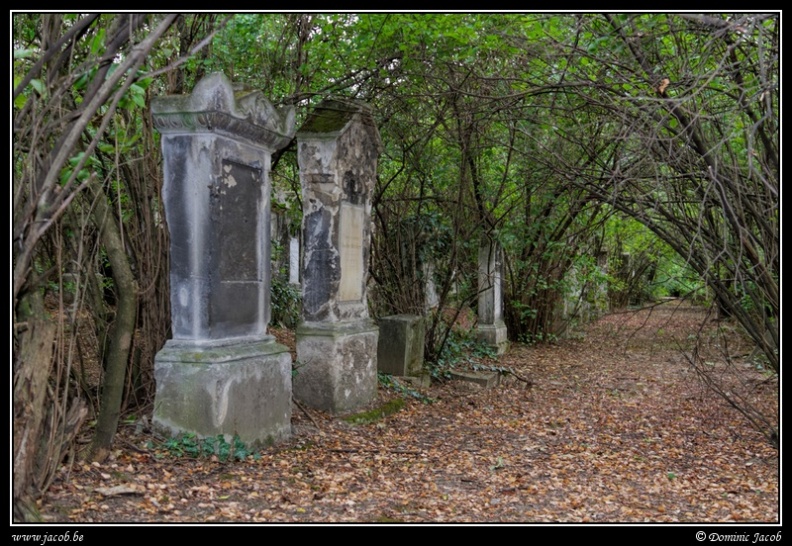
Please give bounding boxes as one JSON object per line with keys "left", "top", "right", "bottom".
{"left": 301, "top": 100, "right": 358, "bottom": 133}
{"left": 342, "top": 397, "right": 405, "bottom": 425}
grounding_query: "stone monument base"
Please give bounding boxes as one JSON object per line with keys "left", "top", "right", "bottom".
{"left": 294, "top": 320, "right": 378, "bottom": 414}
{"left": 476, "top": 321, "right": 509, "bottom": 355}
{"left": 153, "top": 337, "right": 292, "bottom": 447}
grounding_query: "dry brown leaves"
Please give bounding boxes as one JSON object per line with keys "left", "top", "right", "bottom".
{"left": 38, "top": 302, "right": 778, "bottom": 524}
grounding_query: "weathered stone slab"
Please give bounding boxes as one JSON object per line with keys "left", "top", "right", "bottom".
{"left": 377, "top": 314, "right": 425, "bottom": 377}
{"left": 152, "top": 73, "right": 296, "bottom": 342}
{"left": 448, "top": 370, "right": 501, "bottom": 389}
{"left": 297, "top": 99, "right": 380, "bottom": 324}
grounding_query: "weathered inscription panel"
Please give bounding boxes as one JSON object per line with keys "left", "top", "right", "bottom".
{"left": 338, "top": 202, "right": 364, "bottom": 302}
{"left": 219, "top": 159, "right": 260, "bottom": 281}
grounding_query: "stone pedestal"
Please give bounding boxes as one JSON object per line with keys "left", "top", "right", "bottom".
{"left": 294, "top": 99, "right": 382, "bottom": 413}
{"left": 151, "top": 72, "right": 296, "bottom": 446}
{"left": 377, "top": 314, "right": 425, "bottom": 377}
{"left": 476, "top": 237, "right": 509, "bottom": 355}
{"left": 295, "top": 320, "right": 378, "bottom": 413}
{"left": 153, "top": 339, "right": 292, "bottom": 446}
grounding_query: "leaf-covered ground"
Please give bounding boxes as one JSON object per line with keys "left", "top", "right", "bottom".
{"left": 38, "top": 301, "right": 779, "bottom": 523}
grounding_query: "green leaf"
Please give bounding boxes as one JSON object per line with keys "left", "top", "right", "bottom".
{"left": 132, "top": 92, "right": 146, "bottom": 108}
{"left": 13, "top": 76, "right": 27, "bottom": 108}
{"left": 14, "top": 48, "right": 37, "bottom": 59}
{"left": 90, "top": 28, "right": 106, "bottom": 56}
{"left": 29, "top": 78, "right": 45, "bottom": 96}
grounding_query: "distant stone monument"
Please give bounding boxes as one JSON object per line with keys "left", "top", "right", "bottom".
{"left": 423, "top": 262, "right": 440, "bottom": 312}
{"left": 377, "top": 314, "right": 425, "bottom": 377}
{"left": 151, "top": 73, "right": 296, "bottom": 446}
{"left": 476, "top": 236, "right": 509, "bottom": 354}
{"left": 288, "top": 235, "right": 300, "bottom": 285}
{"left": 293, "top": 98, "right": 381, "bottom": 413}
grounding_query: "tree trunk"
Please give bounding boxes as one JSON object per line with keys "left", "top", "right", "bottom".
{"left": 87, "top": 186, "right": 138, "bottom": 462}
{"left": 13, "top": 291, "right": 55, "bottom": 521}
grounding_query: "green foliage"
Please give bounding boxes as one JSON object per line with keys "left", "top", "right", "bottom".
{"left": 152, "top": 433, "right": 258, "bottom": 462}
{"left": 270, "top": 274, "right": 301, "bottom": 329}
{"left": 291, "top": 360, "right": 303, "bottom": 379}
{"left": 430, "top": 330, "right": 498, "bottom": 379}
{"left": 516, "top": 328, "right": 558, "bottom": 346}
{"left": 269, "top": 241, "right": 302, "bottom": 328}
{"left": 603, "top": 213, "right": 709, "bottom": 304}
{"left": 489, "top": 456, "right": 506, "bottom": 472}
{"left": 651, "top": 255, "right": 708, "bottom": 301}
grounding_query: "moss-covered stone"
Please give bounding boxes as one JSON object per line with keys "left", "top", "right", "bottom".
{"left": 300, "top": 99, "right": 361, "bottom": 134}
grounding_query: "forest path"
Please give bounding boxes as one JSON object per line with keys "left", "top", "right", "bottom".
{"left": 39, "top": 301, "right": 778, "bottom": 523}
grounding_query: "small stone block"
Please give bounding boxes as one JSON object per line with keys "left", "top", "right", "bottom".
{"left": 377, "top": 314, "right": 425, "bottom": 376}
{"left": 448, "top": 370, "right": 501, "bottom": 389}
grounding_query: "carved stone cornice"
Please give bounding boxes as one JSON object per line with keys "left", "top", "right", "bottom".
{"left": 151, "top": 72, "right": 295, "bottom": 151}
{"left": 297, "top": 97, "right": 381, "bottom": 151}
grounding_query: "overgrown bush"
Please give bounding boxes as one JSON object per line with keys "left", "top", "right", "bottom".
{"left": 270, "top": 274, "right": 301, "bottom": 329}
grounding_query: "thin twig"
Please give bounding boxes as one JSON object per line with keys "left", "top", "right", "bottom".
{"left": 293, "top": 397, "right": 321, "bottom": 430}
{"left": 504, "top": 368, "right": 533, "bottom": 385}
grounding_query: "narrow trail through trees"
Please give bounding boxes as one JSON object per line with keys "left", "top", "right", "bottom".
{"left": 40, "top": 301, "right": 778, "bottom": 523}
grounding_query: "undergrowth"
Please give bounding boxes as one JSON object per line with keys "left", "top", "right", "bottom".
{"left": 148, "top": 433, "right": 259, "bottom": 462}
{"left": 378, "top": 372, "right": 434, "bottom": 404}
{"left": 430, "top": 330, "right": 498, "bottom": 379}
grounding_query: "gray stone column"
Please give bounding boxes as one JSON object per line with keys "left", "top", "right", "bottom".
{"left": 151, "top": 73, "right": 296, "bottom": 446}
{"left": 476, "top": 237, "right": 509, "bottom": 354}
{"left": 294, "top": 99, "right": 381, "bottom": 413}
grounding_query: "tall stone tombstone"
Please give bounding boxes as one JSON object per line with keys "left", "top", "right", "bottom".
{"left": 476, "top": 236, "right": 509, "bottom": 355}
{"left": 423, "top": 261, "right": 440, "bottom": 312}
{"left": 294, "top": 99, "right": 381, "bottom": 413}
{"left": 151, "top": 73, "right": 296, "bottom": 446}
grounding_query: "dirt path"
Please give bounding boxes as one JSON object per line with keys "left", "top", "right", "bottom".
{"left": 39, "top": 301, "right": 778, "bottom": 523}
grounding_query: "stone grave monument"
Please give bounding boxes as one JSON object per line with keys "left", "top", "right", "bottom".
{"left": 293, "top": 98, "right": 381, "bottom": 413}
{"left": 151, "top": 72, "right": 295, "bottom": 446}
{"left": 476, "top": 236, "right": 509, "bottom": 355}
